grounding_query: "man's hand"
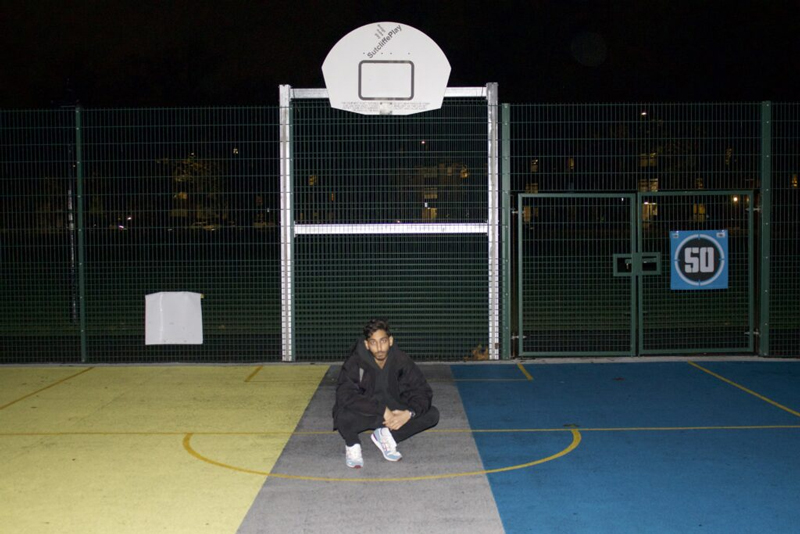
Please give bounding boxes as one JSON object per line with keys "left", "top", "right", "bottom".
{"left": 383, "top": 409, "right": 412, "bottom": 431}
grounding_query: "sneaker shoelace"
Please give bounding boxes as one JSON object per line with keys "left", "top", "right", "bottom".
{"left": 378, "top": 429, "right": 396, "bottom": 452}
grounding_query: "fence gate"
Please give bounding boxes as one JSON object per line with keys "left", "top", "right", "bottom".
{"left": 518, "top": 191, "right": 754, "bottom": 357}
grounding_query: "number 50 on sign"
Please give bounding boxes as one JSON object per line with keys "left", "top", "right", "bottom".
{"left": 670, "top": 230, "right": 729, "bottom": 290}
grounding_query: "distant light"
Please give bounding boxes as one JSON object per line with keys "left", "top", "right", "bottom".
{"left": 732, "top": 196, "right": 739, "bottom": 203}
{"left": 420, "top": 140, "right": 426, "bottom": 145}
{"left": 641, "top": 111, "right": 647, "bottom": 116}
{"left": 643, "top": 201, "right": 650, "bottom": 205}
{"left": 126, "top": 216, "right": 132, "bottom": 221}
{"left": 233, "top": 148, "right": 239, "bottom": 154}
{"left": 118, "top": 225, "right": 125, "bottom": 230}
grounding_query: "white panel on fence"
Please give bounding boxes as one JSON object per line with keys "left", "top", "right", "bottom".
{"left": 145, "top": 292, "right": 203, "bottom": 345}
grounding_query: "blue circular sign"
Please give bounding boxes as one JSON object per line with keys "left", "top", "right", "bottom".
{"left": 673, "top": 233, "right": 727, "bottom": 287}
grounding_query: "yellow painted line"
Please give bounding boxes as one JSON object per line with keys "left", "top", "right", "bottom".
{"left": 182, "top": 429, "right": 581, "bottom": 482}
{"left": 244, "top": 366, "right": 263, "bottom": 382}
{"left": 0, "top": 367, "right": 94, "bottom": 411}
{"left": 435, "top": 425, "right": 800, "bottom": 433}
{"left": 247, "top": 379, "right": 336, "bottom": 384}
{"left": 688, "top": 361, "right": 800, "bottom": 418}
{"left": 417, "top": 425, "right": 799, "bottom": 435}
{"left": 550, "top": 425, "right": 800, "bottom": 432}
{"left": 2, "top": 424, "right": 799, "bottom": 438}
{"left": 517, "top": 363, "right": 534, "bottom": 381}
{"left": 436, "top": 379, "right": 531, "bottom": 383}
{"left": 317, "top": 425, "right": 800, "bottom": 434}
{"left": 0, "top": 431, "right": 189, "bottom": 437}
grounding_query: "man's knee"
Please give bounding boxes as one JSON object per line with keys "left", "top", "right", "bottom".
{"left": 422, "top": 406, "right": 439, "bottom": 426}
{"left": 335, "top": 406, "right": 381, "bottom": 430}
{"left": 334, "top": 406, "right": 358, "bottom": 429}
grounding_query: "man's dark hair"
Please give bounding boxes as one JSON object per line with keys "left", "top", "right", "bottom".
{"left": 363, "top": 318, "right": 391, "bottom": 339}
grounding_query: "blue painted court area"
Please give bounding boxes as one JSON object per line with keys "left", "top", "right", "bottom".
{"left": 453, "top": 361, "right": 800, "bottom": 533}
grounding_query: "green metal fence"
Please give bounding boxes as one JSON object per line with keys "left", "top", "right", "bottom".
{"left": 770, "top": 103, "right": 800, "bottom": 356}
{"left": 2, "top": 107, "right": 283, "bottom": 362}
{"left": 1, "top": 101, "right": 799, "bottom": 362}
{"left": 509, "top": 103, "right": 769, "bottom": 357}
{"left": 0, "top": 110, "right": 80, "bottom": 362}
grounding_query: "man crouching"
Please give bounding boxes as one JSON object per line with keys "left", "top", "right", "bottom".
{"left": 332, "top": 319, "right": 440, "bottom": 468}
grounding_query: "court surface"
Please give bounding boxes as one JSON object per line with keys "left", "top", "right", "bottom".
{"left": 1, "top": 360, "right": 798, "bottom": 533}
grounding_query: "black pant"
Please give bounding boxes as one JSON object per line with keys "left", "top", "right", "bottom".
{"left": 335, "top": 406, "right": 440, "bottom": 447}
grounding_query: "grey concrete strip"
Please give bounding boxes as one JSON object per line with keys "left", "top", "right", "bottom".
{"left": 238, "top": 365, "right": 504, "bottom": 534}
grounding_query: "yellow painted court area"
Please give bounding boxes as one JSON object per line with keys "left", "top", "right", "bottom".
{"left": 0, "top": 365, "right": 328, "bottom": 534}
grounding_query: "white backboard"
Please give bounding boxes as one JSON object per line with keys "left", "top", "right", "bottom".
{"left": 322, "top": 22, "right": 451, "bottom": 115}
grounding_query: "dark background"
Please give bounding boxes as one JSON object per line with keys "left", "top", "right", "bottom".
{"left": 1, "top": 0, "right": 798, "bottom": 108}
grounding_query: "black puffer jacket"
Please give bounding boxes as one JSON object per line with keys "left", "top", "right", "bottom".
{"left": 332, "top": 340, "right": 433, "bottom": 426}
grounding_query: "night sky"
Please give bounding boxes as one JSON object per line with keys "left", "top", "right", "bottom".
{"left": 1, "top": 0, "right": 798, "bottom": 108}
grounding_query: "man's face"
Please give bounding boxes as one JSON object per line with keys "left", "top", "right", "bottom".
{"left": 364, "top": 329, "right": 393, "bottom": 363}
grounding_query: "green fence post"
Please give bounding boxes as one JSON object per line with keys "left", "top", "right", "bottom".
{"left": 75, "top": 106, "right": 88, "bottom": 363}
{"left": 759, "top": 101, "right": 771, "bottom": 356}
{"left": 501, "top": 104, "right": 511, "bottom": 359}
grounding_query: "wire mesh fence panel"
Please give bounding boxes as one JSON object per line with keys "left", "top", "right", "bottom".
{"left": 639, "top": 192, "right": 753, "bottom": 353}
{"left": 508, "top": 103, "right": 761, "bottom": 195}
{"left": 518, "top": 194, "right": 634, "bottom": 355}
{"left": 81, "top": 107, "right": 281, "bottom": 362}
{"left": 770, "top": 103, "right": 800, "bottom": 356}
{"left": 289, "top": 96, "right": 496, "bottom": 360}
{"left": 292, "top": 99, "right": 489, "bottom": 225}
{"left": 294, "top": 233, "right": 489, "bottom": 361}
{"left": 0, "top": 110, "right": 82, "bottom": 362}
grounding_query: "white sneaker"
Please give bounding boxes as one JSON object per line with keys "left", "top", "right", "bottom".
{"left": 371, "top": 427, "right": 402, "bottom": 461}
{"left": 345, "top": 443, "right": 363, "bottom": 469}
